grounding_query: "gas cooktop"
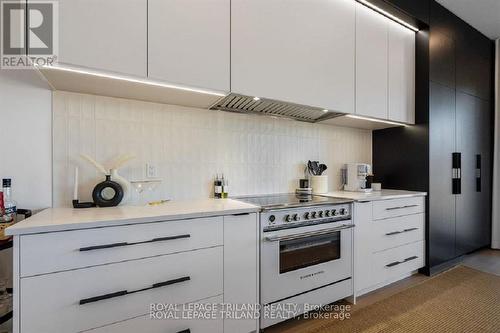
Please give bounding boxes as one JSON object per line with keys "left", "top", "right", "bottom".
{"left": 236, "top": 193, "right": 352, "bottom": 211}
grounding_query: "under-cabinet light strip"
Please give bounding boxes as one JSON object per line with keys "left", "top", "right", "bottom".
{"left": 356, "top": 0, "right": 419, "bottom": 32}
{"left": 346, "top": 114, "right": 409, "bottom": 126}
{"left": 36, "top": 65, "right": 227, "bottom": 97}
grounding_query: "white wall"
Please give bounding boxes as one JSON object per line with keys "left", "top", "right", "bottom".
{"left": 0, "top": 70, "right": 52, "bottom": 210}
{"left": 53, "top": 91, "right": 372, "bottom": 207}
{"left": 0, "top": 69, "right": 52, "bottom": 287}
{"left": 492, "top": 39, "right": 500, "bottom": 249}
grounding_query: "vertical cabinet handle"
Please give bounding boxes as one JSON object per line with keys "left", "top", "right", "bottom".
{"left": 476, "top": 154, "right": 481, "bottom": 192}
{"left": 452, "top": 152, "right": 461, "bottom": 195}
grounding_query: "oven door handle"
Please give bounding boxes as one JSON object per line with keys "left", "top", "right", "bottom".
{"left": 264, "top": 224, "right": 355, "bottom": 242}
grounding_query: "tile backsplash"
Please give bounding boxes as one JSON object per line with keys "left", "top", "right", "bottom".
{"left": 53, "top": 91, "right": 372, "bottom": 207}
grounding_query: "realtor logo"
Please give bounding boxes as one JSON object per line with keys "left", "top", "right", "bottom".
{"left": 1, "top": 0, "right": 58, "bottom": 69}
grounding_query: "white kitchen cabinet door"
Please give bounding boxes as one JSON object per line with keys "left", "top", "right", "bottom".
{"left": 223, "top": 213, "right": 258, "bottom": 333}
{"left": 355, "top": 3, "right": 389, "bottom": 119}
{"left": 148, "top": 0, "right": 230, "bottom": 92}
{"left": 231, "top": 0, "right": 355, "bottom": 113}
{"left": 388, "top": 20, "right": 415, "bottom": 123}
{"left": 56, "top": 0, "right": 147, "bottom": 77}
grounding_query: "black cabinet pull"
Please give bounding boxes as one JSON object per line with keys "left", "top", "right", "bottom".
{"left": 385, "top": 261, "right": 401, "bottom": 268}
{"left": 177, "top": 330, "right": 191, "bottom": 333}
{"left": 476, "top": 154, "right": 481, "bottom": 192}
{"left": 452, "top": 152, "right": 462, "bottom": 195}
{"left": 79, "top": 290, "right": 128, "bottom": 305}
{"left": 79, "top": 234, "right": 191, "bottom": 252}
{"left": 386, "top": 227, "right": 418, "bottom": 236}
{"left": 385, "top": 256, "right": 418, "bottom": 268}
{"left": 385, "top": 204, "right": 419, "bottom": 211}
{"left": 79, "top": 276, "right": 190, "bottom": 305}
{"left": 152, "top": 276, "right": 191, "bottom": 289}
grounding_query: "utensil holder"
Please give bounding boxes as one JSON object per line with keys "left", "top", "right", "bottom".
{"left": 311, "top": 175, "right": 328, "bottom": 194}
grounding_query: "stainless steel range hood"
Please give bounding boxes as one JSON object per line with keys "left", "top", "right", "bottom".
{"left": 210, "top": 93, "right": 344, "bottom": 123}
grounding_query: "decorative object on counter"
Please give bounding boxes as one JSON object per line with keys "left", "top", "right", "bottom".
{"left": 307, "top": 161, "right": 328, "bottom": 194}
{"left": 366, "top": 174, "right": 374, "bottom": 189}
{"left": 72, "top": 167, "right": 96, "bottom": 208}
{"left": 147, "top": 199, "right": 170, "bottom": 206}
{"left": 221, "top": 174, "right": 229, "bottom": 198}
{"left": 371, "top": 183, "right": 382, "bottom": 191}
{"left": 80, "top": 153, "right": 134, "bottom": 204}
{"left": 92, "top": 175, "right": 124, "bottom": 207}
{"left": 311, "top": 175, "right": 328, "bottom": 194}
{"left": 307, "top": 160, "right": 328, "bottom": 176}
{"left": 0, "top": 179, "right": 17, "bottom": 241}
{"left": 343, "top": 163, "right": 373, "bottom": 193}
{"left": 213, "top": 173, "right": 229, "bottom": 199}
{"left": 129, "top": 179, "right": 163, "bottom": 206}
{"left": 296, "top": 178, "right": 312, "bottom": 195}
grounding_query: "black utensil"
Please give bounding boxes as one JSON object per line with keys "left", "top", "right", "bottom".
{"left": 319, "top": 164, "right": 328, "bottom": 175}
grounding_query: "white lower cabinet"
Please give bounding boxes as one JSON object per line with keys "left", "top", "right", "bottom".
{"left": 14, "top": 213, "right": 258, "bottom": 333}
{"left": 355, "top": 198, "right": 425, "bottom": 295}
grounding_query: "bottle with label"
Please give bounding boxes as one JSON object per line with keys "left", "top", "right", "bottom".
{"left": 214, "top": 174, "right": 222, "bottom": 199}
{"left": 221, "top": 174, "right": 229, "bottom": 199}
{"left": 0, "top": 179, "right": 16, "bottom": 241}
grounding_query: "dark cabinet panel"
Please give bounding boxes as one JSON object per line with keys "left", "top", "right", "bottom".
{"left": 429, "top": 82, "right": 456, "bottom": 267}
{"left": 430, "top": 31, "right": 455, "bottom": 88}
{"left": 478, "top": 98, "right": 492, "bottom": 247}
{"left": 455, "top": 92, "right": 482, "bottom": 255}
{"left": 430, "top": 1, "right": 459, "bottom": 40}
{"left": 384, "top": 0, "right": 430, "bottom": 24}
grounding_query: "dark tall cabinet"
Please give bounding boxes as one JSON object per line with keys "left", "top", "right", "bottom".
{"left": 374, "top": 0, "right": 494, "bottom": 275}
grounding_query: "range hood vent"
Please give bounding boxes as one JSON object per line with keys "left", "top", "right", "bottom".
{"left": 211, "top": 93, "right": 344, "bottom": 123}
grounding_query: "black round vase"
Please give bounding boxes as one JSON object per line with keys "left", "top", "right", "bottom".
{"left": 92, "top": 175, "right": 124, "bottom": 207}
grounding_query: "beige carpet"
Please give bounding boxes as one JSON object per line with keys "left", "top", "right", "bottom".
{"left": 275, "top": 266, "right": 500, "bottom": 333}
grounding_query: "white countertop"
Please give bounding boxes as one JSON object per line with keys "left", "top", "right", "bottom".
{"left": 320, "top": 189, "right": 427, "bottom": 202}
{"left": 6, "top": 199, "right": 260, "bottom": 236}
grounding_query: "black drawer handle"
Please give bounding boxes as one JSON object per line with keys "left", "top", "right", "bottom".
{"left": 177, "top": 330, "right": 191, "bottom": 333}
{"left": 386, "top": 204, "right": 419, "bottom": 211}
{"left": 385, "top": 256, "right": 419, "bottom": 268}
{"left": 79, "top": 234, "right": 191, "bottom": 252}
{"left": 79, "top": 276, "right": 190, "bottom": 305}
{"left": 385, "top": 227, "right": 419, "bottom": 236}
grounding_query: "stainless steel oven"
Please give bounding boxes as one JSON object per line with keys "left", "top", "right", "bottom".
{"left": 260, "top": 209, "right": 353, "bottom": 306}
{"left": 236, "top": 194, "right": 354, "bottom": 328}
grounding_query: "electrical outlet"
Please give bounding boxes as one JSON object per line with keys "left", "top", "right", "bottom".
{"left": 146, "top": 163, "right": 158, "bottom": 178}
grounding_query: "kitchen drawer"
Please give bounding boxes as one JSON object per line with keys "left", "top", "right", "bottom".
{"left": 372, "top": 241, "right": 424, "bottom": 286}
{"left": 86, "top": 295, "right": 223, "bottom": 333}
{"left": 372, "top": 197, "right": 424, "bottom": 220}
{"left": 20, "top": 247, "right": 223, "bottom": 333}
{"left": 370, "top": 213, "right": 424, "bottom": 253}
{"left": 20, "top": 216, "right": 222, "bottom": 277}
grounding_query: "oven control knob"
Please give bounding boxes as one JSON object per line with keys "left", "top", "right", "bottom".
{"left": 311, "top": 211, "right": 317, "bottom": 218}
{"left": 318, "top": 211, "right": 323, "bottom": 218}
{"left": 304, "top": 212, "right": 310, "bottom": 220}
{"left": 293, "top": 214, "right": 300, "bottom": 221}
{"left": 268, "top": 215, "right": 276, "bottom": 224}
{"left": 325, "top": 210, "right": 331, "bottom": 217}
{"left": 340, "top": 208, "right": 346, "bottom": 215}
{"left": 285, "top": 214, "right": 293, "bottom": 222}
{"left": 332, "top": 209, "right": 338, "bottom": 216}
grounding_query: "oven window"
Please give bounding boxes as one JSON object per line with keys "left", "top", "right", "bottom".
{"left": 279, "top": 231, "right": 341, "bottom": 274}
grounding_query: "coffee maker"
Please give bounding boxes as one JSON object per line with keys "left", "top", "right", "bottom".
{"left": 343, "top": 163, "right": 372, "bottom": 192}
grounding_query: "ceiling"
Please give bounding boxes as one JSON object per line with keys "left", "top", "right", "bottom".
{"left": 435, "top": 0, "right": 500, "bottom": 40}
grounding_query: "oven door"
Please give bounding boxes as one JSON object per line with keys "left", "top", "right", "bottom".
{"left": 260, "top": 220, "right": 353, "bottom": 305}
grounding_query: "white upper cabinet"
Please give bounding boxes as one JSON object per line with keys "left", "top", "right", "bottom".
{"left": 231, "top": 0, "right": 355, "bottom": 113}
{"left": 355, "top": 3, "right": 389, "bottom": 119}
{"left": 57, "top": 0, "right": 147, "bottom": 77}
{"left": 388, "top": 20, "right": 416, "bottom": 124}
{"left": 148, "top": 0, "right": 230, "bottom": 92}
